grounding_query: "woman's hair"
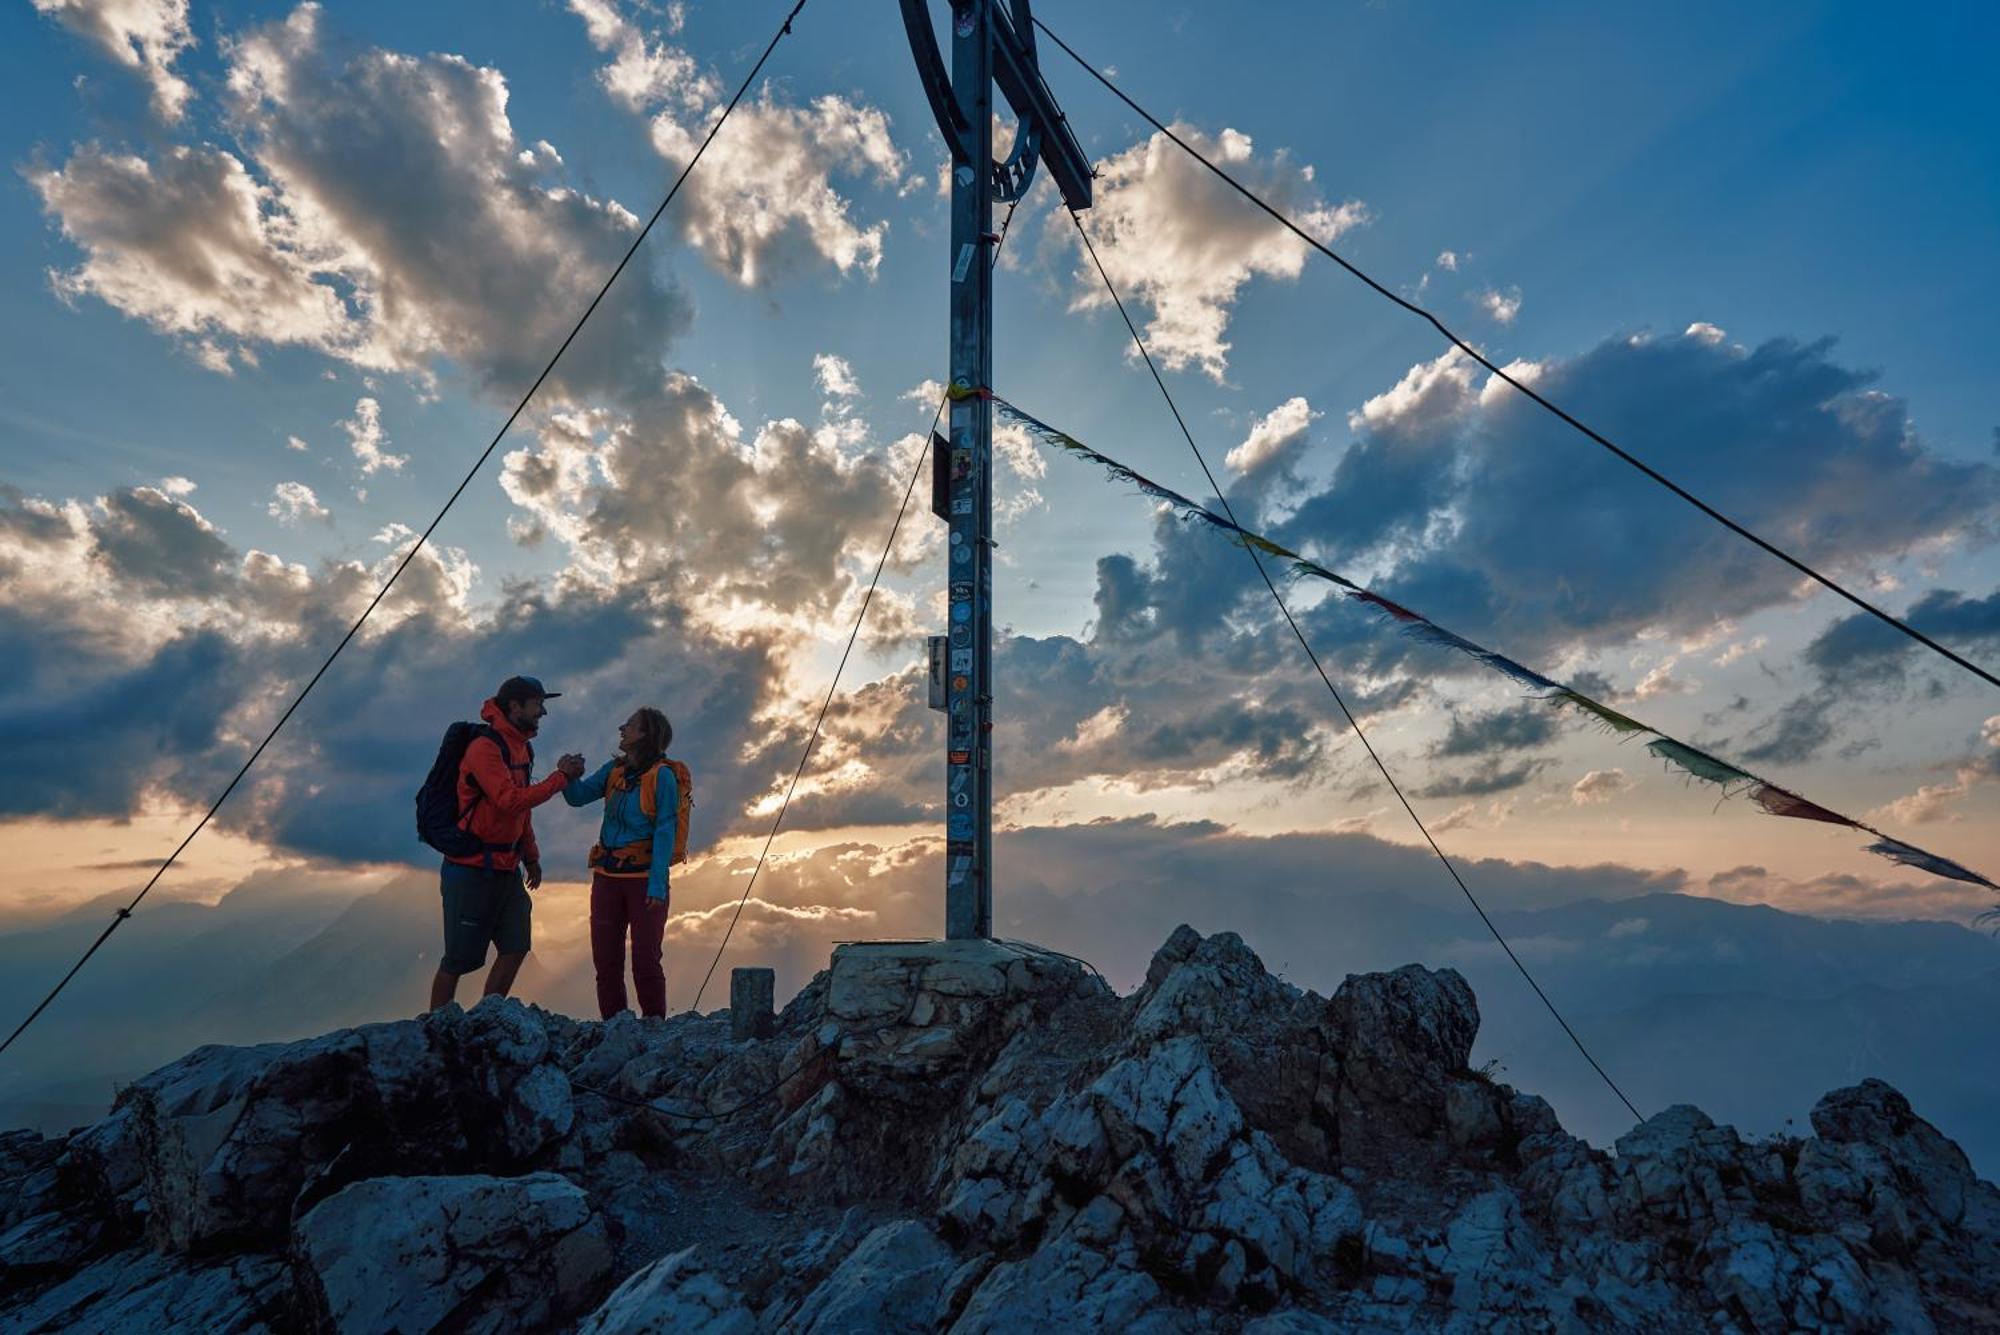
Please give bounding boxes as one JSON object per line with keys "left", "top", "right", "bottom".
{"left": 621, "top": 706, "right": 673, "bottom": 780}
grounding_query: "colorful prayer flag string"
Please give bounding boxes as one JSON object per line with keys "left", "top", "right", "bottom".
{"left": 993, "top": 394, "right": 2000, "bottom": 897}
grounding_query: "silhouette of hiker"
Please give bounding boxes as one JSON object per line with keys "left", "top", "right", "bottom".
{"left": 427, "top": 676, "right": 584, "bottom": 1011}
{"left": 564, "top": 706, "right": 682, "bottom": 1018}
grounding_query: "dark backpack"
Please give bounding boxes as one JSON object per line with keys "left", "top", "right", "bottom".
{"left": 415, "top": 722, "right": 515, "bottom": 859}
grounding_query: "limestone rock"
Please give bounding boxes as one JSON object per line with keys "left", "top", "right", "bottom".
{"left": 6, "top": 924, "right": 1999, "bottom": 1334}
{"left": 784, "top": 1218, "right": 957, "bottom": 1332}
{"left": 1328, "top": 964, "right": 1478, "bottom": 1145}
{"left": 1, "top": 1246, "right": 287, "bottom": 1334}
{"left": 576, "top": 1246, "right": 756, "bottom": 1334}
{"left": 292, "top": 1172, "right": 611, "bottom": 1333}
{"left": 119, "top": 998, "right": 571, "bottom": 1253}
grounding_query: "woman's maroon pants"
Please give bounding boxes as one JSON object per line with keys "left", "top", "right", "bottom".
{"left": 589, "top": 871, "right": 668, "bottom": 1018}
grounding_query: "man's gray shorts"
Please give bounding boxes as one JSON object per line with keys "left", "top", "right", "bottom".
{"left": 439, "top": 861, "right": 531, "bottom": 974}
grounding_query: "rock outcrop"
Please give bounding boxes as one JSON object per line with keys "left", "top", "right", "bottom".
{"left": 2, "top": 927, "right": 1995, "bottom": 1332}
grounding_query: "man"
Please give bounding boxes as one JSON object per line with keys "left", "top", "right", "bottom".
{"left": 429, "top": 675, "right": 586, "bottom": 1011}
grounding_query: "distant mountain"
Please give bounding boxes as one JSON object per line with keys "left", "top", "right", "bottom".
{"left": 1447, "top": 895, "right": 2000, "bottom": 1170}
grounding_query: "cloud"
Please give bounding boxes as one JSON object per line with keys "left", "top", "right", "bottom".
{"left": 1741, "top": 694, "right": 1840, "bottom": 765}
{"left": 339, "top": 397, "right": 404, "bottom": 475}
{"left": 813, "top": 353, "right": 859, "bottom": 400}
{"left": 1061, "top": 124, "right": 1367, "bottom": 380}
{"left": 1631, "top": 660, "right": 1698, "bottom": 700}
{"left": 1415, "top": 758, "right": 1549, "bottom": 799}
{"left": 1475, "top": 285, "right": 1522, "bottom": 324}
{"left": 566, "top": 0, "right": 713, "bottom": 114}
{"left": 1434, "top": 704, "right": 1558, "bottom": 757}
{"left": 33, "top": 3, "right": 691, "bottom": 400}
{"left": 1570, "top": 768, "right": 1632, "bottom": 805}
{"left": 1868, "top": 769, "right": 1980, "bottom": 827}
{"left": 91, "top": 484, "right": 236, "bottom": 599}
{"left": 285, "top": 435, "right": 309, "bottom": 452}
{"left": 267, "top": 482, "right": 330, "bottom": 525}
{"left": 569, "top": 0, "right": 906, "bottom": 286}
{"left": 1224, "top": 396, "right": 1318, "bottom": 479}
{"left": 32, "top": 0, "right": 195, "bottom": 121}
{"left": 0, "top": 474, "right": 789, "bottom": 859}
{"left": 29, "top": 144, "right": 355, "bottom": 373}
{"left": 498, "top": 374, "right": 902, "bottom": 621}
{"left": 1276, "top": 330, "right": 1999, "bottom": 669}
{"left": 1804, "top": 586, "right": 2000, "bottom": 691}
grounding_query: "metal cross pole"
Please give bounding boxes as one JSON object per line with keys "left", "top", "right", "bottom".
{"left": 902, "top": 0, "right": 1092, "bottom": 938}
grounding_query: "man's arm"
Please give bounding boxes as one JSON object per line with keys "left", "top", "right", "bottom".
{"left": 464, "top": 737, "right": 567, "bottom": 816}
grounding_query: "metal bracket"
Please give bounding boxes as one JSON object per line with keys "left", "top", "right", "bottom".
{"left": 898, "top": 0, "right": 1092, "bottom": 211}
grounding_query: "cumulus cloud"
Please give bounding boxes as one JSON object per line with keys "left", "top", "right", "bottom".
{"left": 1225, "top": 396, "right": 1318, "bottom": 478}
{"left": 267, "top": 481, "right": 329, "bottom": 525}
{"left": 1868, "top": 769, "right": 1979, "bottom": 826}
{"left": 813, "top": 353, "right": 859, "bottom": 400}
{"left": 32, "top": 0, "right": 195, "bottom": 121}
{"left": 1277, "top": 329, "right": 2000, "bottom": 670}
{"left": 29, "top": 144, "right": 355, "bottom": 373}
{"left": 569, "top": 0, "right": 906, "bottom": 286}
{"left": 499, "top": 373, "right": 902, "bottom": 621}
{"left": 0, "top": 472, "right": 792, "bottom": 857}
{"left": 33, "top": 3, "right": 690, "bottom": 399}
{"left": 1062, "top": 125, "right": 1367, "bottom": 380}
{"left": 91, "top": 483, "right": 236, "bottom": 599}
{"left": 1475, "top": 285, "right": 1522, "bottom": 324}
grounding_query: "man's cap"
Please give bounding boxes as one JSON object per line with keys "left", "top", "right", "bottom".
{"left": 495, "top": 675, "right": 562, "bottom": 703}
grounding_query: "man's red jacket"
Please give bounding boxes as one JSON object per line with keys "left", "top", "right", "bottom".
{"left": 444, "top": 698, "right": 568, "bottom": 872}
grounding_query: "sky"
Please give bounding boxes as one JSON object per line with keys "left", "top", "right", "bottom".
{"left": 4, "top": 0, "right": 2000, "bottom": 1096}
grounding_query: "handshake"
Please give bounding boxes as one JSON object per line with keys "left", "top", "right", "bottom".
{"left": 555, "top": 753, "right": 587, "bottom": 780}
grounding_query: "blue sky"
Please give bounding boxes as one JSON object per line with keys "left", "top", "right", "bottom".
{"left": 4, "top": 0, "right": 2000, "bottom": 945}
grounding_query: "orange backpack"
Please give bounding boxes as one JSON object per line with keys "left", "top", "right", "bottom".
{"left": 631, "top": 758, "right": 694, "bottom": 866}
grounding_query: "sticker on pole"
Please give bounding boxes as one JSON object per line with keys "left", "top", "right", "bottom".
{"left": 952, "top": 244, "right": 975, "bottom": 283}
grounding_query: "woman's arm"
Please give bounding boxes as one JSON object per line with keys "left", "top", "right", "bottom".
{"left": 562, "top": 759, "right": 614, "bottom": 807}
{"left": 646, "top": 765, "right": 678, "bottom": 902}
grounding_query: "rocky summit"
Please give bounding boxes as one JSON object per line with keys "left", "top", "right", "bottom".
{"left": 2, "top": 927, "right": 1996, "bottom": 1333}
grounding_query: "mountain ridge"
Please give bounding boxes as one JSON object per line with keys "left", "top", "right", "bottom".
{"left": 2, "top": 925, "right": 1996, "bottom": 1331}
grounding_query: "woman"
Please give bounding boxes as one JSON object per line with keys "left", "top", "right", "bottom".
{"left": 563, "top": 706, "right": 680, "bottom": 1018}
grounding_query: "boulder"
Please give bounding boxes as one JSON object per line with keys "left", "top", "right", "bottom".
{"left": 1327, "top": 964, "right": 1478, "bottom": 1146}
{"left": 784, "top": 1218, "right": 957, "bottom": 1332}
{"left": 576, "top": 1247, "right": 756, "bottom": 1334}
{"left": 292, "top": 1172, "right": 611, "bottom": 1333}
{"left": 121, "top": 999, "right": 571, "bottom": 1253}
{"left": 0, "top": 1246, "right": 287, "bottom": 1334}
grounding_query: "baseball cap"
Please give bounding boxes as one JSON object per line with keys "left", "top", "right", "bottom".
{"left": 495, "top": 675, "right": 562, "bottom": 704}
